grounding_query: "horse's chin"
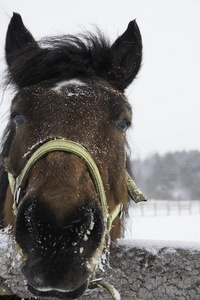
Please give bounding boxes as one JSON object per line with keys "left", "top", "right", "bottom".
{"left": 28, "top": 280, "right": 89, "bottom": 299}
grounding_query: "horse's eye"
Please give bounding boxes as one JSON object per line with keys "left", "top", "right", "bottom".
{"left": 12, "top": 114, "right": 25, "bottom": 126}
{"left": 116, "top": 120, "right": 131, "bottom": 132}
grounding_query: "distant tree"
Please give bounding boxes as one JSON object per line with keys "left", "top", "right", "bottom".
{"left": 131, "top": 150, "right": 200, "bottom": 200}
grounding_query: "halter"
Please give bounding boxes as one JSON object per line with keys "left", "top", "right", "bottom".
{"left": 8, "top": 139, "right": 146, "bottom": 300}
{"left": 8, "top": 139, "right": 146, "bottom": 229}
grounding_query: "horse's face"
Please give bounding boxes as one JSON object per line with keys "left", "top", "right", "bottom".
{"left": 5, "top": 79, "right": 131, "bottom": 297}
{"left": 2, "top": 13, "right": 142, "bottom": 299}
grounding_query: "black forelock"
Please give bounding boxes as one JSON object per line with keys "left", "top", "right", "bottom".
{"left": 6, "top": 31, "right": 112, "bottom": 89}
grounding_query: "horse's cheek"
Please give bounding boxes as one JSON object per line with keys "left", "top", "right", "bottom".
{"left": 3, "top": 187, "right": 16, "bottom": 230}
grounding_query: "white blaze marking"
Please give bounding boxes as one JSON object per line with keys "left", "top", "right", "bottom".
{"left": 52, "top": 79, "right": 86, "bottom": 93}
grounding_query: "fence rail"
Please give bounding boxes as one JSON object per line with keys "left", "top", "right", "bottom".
{"left": 129, "top": 199, "right": 200, "bottom": 216}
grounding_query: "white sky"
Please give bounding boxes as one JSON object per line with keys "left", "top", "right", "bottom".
{"left": 0, "top": 0, "right": 199, "bottom": 159}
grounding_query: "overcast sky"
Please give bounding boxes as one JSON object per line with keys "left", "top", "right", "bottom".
{"left": 0, "top": 0, "right": 199, "bottom": 159}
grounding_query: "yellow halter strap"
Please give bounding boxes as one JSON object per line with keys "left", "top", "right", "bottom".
{"left": 8, "top": 139, "right": 146, "bottom": 232}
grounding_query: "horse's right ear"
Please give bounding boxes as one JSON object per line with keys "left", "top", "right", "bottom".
{"left": 106, "top": 20, "right": 142, "bottom": 91}
{"left": 5, "top": 13, "right": 39, "bottom": 68}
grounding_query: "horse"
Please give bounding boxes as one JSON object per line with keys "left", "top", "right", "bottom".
{"left": 0, "top": 13, "right": 143, "bottom": 300}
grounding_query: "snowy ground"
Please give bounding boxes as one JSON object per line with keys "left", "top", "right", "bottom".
{"left": 122, "top": 199, "right": 200, "bottom": 252}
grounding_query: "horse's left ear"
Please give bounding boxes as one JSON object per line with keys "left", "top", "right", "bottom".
{"left": 108, "top": 20, "right": 142, "bottom": 91}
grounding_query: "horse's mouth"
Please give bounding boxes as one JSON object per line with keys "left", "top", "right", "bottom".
{"left": 28, "top": 280, "right": 89, "bottom": 299}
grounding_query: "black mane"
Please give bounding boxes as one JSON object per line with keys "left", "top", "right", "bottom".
{"left": 6, "top": 33, "right": 113, "bottom": 89}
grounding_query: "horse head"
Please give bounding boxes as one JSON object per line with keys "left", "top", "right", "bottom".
{"left": 0, "top": 13, "right": 143, "bottom": 299}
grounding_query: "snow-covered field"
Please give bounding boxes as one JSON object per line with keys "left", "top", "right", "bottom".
{"left": 122, "top": 199, "right": 200, "bottom": 252}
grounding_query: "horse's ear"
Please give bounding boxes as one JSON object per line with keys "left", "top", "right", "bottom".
{"left": 5, "top": 13, "right": 39, "bottom": 67}
{"left": 108, "top": 20, "right": 142, "bottom": 91}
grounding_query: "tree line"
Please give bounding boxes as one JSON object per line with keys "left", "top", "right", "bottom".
{"left": 131, "top": 150, "right": 200, "bottom": 200}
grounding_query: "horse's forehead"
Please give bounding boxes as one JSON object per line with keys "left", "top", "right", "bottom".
{"left": 14, "top": 79, "right": 129, "bottom": 116}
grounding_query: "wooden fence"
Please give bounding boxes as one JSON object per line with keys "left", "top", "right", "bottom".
{"left": 130, "top": 199, "right": 200, "bottom": 216}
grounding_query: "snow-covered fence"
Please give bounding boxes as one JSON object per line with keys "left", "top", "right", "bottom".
{"left": 80, "top": 241, "right": 200, "bottom": 300}
{"left": 1, "top": 228, "right": 200, "bottom": 300}
{"left": 131, "top": 199, "right": 200, "bottom": 216}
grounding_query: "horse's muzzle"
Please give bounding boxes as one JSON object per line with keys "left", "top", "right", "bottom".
{"left": 15, "top": 197, "right": 104, "bottom": 298}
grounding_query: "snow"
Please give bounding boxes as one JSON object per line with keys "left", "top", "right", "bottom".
{"left": 120, "top": 199, "right": 200, "bottom": 253}
{"left": 0, "top": 226, "right": 12, "bottom": 247}
{"left": 118, "top": 238, "right": 200, "bottom": 255}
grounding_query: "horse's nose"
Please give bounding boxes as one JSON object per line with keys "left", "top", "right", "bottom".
{"left": 15, "top": 197, "right": 104, "bottom": 259}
